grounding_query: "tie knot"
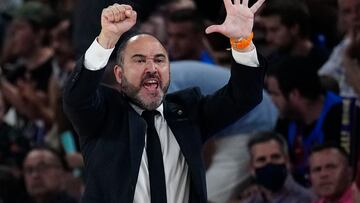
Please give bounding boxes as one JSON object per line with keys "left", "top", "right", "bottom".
{"left": 141, "top": 110, "right": 159, "bottom": 124}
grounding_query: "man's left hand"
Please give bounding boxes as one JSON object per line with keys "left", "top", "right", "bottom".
{"left": 205, "top": 0, "right": 265, "bottom": 39}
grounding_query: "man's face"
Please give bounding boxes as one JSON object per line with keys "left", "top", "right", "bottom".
{"left": 261, "top": 15, "right": 294, "bottom": 52}
{"left": 309, "top": 149, "right": 352, "bottom": 200}
{"left": 23, "top": 150, "right": 64, "bottom": 198}
{"left": 117, "top": 35, "right": 170, "bottom": 110}
{"left": 7, "top": 19, "right": 37, "bottom": 57}
{"left": 250, "top": 140, "right": 287, "bottom": 169}
{"left": 338, "top": 0, "right": 360, "bottom": 33}
{"left": 50, "top": 20, "right": 74, "bottom": 65}
{"left": 166, "top": 21, "right": 200, "bottom": 60}
{"left": 266, "top": 76, "right": 293, "bottom": 118}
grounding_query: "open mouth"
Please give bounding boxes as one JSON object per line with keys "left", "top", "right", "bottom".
{"left": 143, "top": 79, "right": 160, "bottom": 91}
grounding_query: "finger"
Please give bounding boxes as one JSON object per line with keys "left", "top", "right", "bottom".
{"left": 111, "top": 6, "right": 121, "bottom": 22}
{"left": 242, "top": 0, "right": 249, "bottom": 7}
{"left": 131, "top": 10, "right": 137, "bottom": 20}
{"left": 103, "top": 8, "right": 115, "bottom": 22}
{"left": 250, "top": 0, "right": 265, "bottom": 13}
{"left": 112, "top": 3, "right": 132, "bottom": 11}
{"left": 117, "top": 5, "right": 128, "bottom": 21}
{"left": 205, "top": 25, "right": 222, "bottom": 34}
{"left": 223, "top": 0, "right": 233, "bottom": 11}
{"left": 125, "top": 10, "right": 137, "bottom": 22}
{"left": 125, "top": 10, "right": 132, "bottom": 18}
{"left": 235, "top": 0, "right": 241, "bottom": 6}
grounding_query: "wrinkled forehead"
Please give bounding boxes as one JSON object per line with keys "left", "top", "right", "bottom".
{"left": 24, "top": 150, "right": 59, "bottom": 166}
{"left": 124, "top": 34, "right": 168, "bottom": 57}
{"left": 309, "top": 149, "right": 345, "bottom": 165}
{"left": 251, "top": 140, "right": 283, "bottom": 157}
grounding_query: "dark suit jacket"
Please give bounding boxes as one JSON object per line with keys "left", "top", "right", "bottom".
{"left": 63, "top": 57, "right": 266, "bottom": 203}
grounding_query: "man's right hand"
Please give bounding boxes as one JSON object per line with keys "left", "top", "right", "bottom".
{"left": 98, "top": 4, "right": 137, "bottom": 49}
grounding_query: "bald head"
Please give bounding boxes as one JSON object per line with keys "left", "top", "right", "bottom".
{"left": 116, "top": 34, "right": 168, "bottom": 67}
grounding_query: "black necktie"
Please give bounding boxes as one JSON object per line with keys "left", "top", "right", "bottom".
{"left": 142, "top": 110, "right": 167, "bottom": 203}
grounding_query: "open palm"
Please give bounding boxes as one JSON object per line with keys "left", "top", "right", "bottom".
{"left": 206, "top": 0, "right": 265, "bottom": 39}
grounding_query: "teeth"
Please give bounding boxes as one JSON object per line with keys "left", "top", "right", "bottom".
{"left": 145, "top": 80, "right": 157, "bottom": 84}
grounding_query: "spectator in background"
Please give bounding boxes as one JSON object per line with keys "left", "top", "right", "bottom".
{"left": 266, "top": 56, "right": 360, "bottom": 186}
{"left": 229, "top": 131, "right": 314, "bottom": 203}
{"left": 318, "top": 0, "right": 360, "bottom": 99}
{"left": 303, "top": 0, "right": 340, "bottom": 49}
{"left": 45, "top": 18, "right": 78, "bottom": 149}
{"left": 23, "top": 148, "right": 78, "bottom": 203}
{"left": 0, "top": 166, "right": 28, "bottom": 203}
{"left": 259, "top": 0, "right": 329, "bottom": 69}
{"left": 166, "top": 8, "right": 216, "bottom": 64}
{"left": 309, "top": 143, "right": 354, "bottom": 203}
{"left": 341, "top": 12, "right": 360, "bottom": 98}
{"left": 0, "top": 90, "right": 30, "bottom": 175}
{"left": 139, "top": 9, "right": 167, "bottom": 45}
{"left": 0, "top": 1, "right": 57, "bottom": 143}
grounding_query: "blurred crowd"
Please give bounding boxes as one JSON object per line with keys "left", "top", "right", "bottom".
{"left": 0, "top": 0, "right": 359, "bottom": 202}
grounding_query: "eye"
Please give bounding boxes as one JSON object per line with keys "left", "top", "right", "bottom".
{"left": 311, "top": 166, "right": 321, "bottom": 173}
{"left": 154, "top": 57, "right": 166, "bottom": 64}
{"left": 135, "top": 58, "right": 146, "bottom": 63}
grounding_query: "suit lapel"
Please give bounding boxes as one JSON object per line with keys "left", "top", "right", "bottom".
{"left": 163, "top": 101, "right": 205, "bottom": 200}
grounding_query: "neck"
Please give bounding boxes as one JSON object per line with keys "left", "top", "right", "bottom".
{"left": 259, "top": 186, "right": 284, "bottom": 201}
{"left": 291, "top": 38, "right": 313, "bottom": 56}
{"left": 299, "top": 95, "right": 324, "bottom": 125}
{"left": 324, "top": 184, "right": 352, "bottom": 203}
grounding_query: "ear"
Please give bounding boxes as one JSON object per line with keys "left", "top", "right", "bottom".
{"left": 113, "top": 65, "right": 123, "bottom": 85}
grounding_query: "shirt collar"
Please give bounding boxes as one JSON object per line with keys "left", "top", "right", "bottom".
{"left": 130, "top": 103, "right": 164, "bottom": 117}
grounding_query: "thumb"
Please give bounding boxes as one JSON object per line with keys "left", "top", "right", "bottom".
{"left": 205, "top": 25, "right": 221, "bottom": 34}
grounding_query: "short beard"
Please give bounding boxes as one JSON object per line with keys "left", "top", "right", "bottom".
{"left": 121, "top": 74, "right": 169, "bottom": 110}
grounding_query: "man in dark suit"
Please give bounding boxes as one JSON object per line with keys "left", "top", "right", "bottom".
{"left": 63, "top": 0, "right": 266, "bottom": 202}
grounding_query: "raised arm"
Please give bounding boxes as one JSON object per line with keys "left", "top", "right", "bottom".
{"left": 63, "top": 4, "right": 137, "bottom": 138}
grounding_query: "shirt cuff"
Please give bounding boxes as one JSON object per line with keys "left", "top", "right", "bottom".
{"left": 84, "top": 38, "right": 115, "bottom": 71}
{"left": 231, "top": 46, "right": 259, "bottom": 67}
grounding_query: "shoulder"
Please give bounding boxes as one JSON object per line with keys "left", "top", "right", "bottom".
{"left": 166, "top": 87, "right": 202, "bottom": 104}
{"left": 286, "top": 177, "right": 316, "bottom": 202}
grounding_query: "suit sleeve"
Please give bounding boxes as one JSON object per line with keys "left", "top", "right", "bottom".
{"left": 198, "top": 54, "right": 266, "bottom": 141}
{"left": 62, "top": 57, "right": 108, "bottom": 139}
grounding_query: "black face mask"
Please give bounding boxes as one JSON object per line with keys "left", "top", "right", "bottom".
{"left": 254, "top": 163, "right": 287, "bottom": 193}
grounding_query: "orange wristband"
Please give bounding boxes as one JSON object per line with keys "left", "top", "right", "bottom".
{"left": 230, "top": 32, "right": 254, "bottom": 50}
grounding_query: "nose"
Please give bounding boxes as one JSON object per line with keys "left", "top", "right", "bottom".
{"left": 145, "top": 59, "right": 157, "bottom": 73}
{"left": 318, "top": 169, "right": 330, "bottom": 179}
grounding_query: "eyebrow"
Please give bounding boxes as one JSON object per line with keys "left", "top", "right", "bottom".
{"left": 255, "top": 156, "right": 266, "bottom": 162}
{"left": 131, "top": 54, "right": 167, "bottom": 59}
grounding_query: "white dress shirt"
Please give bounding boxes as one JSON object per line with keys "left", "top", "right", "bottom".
{"left": 83, "top": 38, "right": 259, "bottom": 203}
